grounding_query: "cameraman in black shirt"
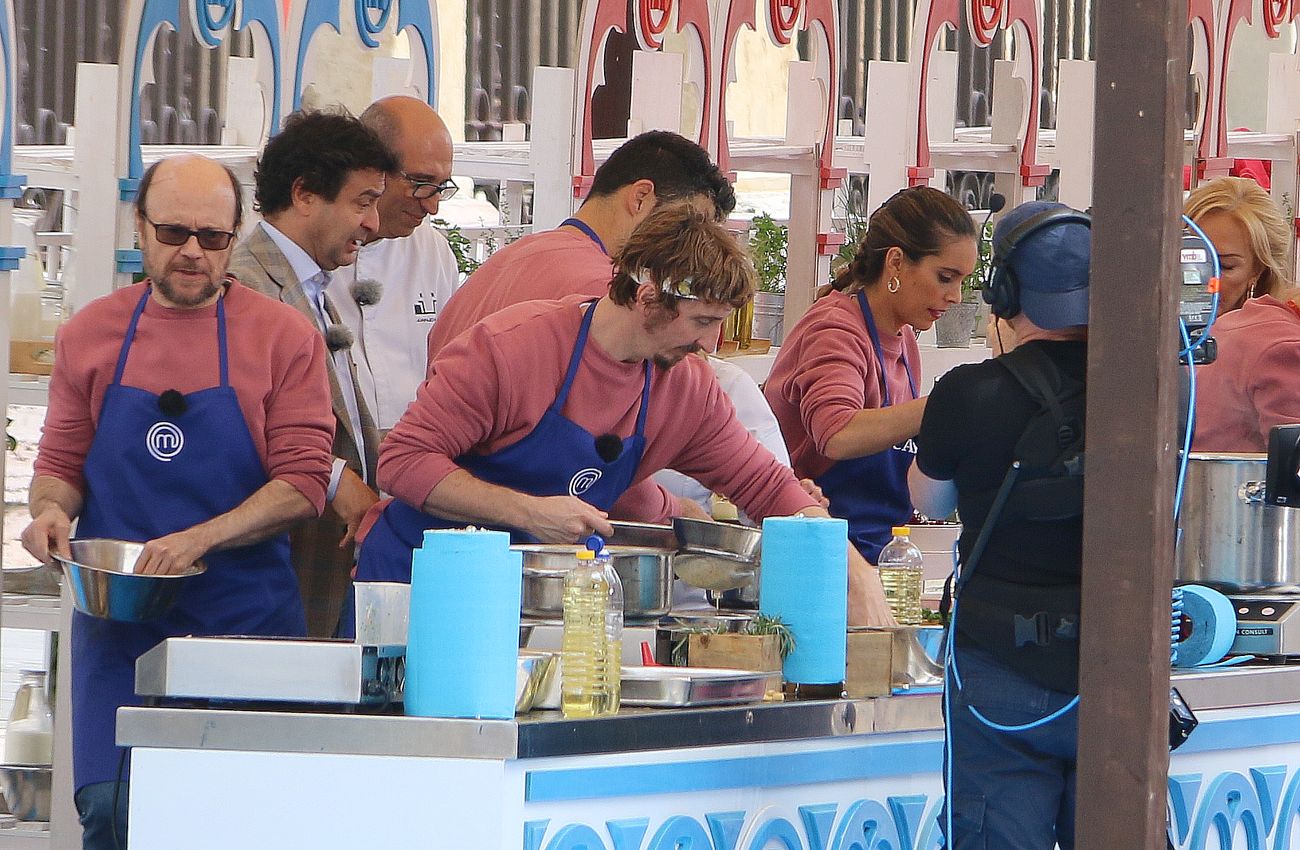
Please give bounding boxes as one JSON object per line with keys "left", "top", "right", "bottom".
{"left": 909, "top": 201, "right": 1091, "bottom": 850}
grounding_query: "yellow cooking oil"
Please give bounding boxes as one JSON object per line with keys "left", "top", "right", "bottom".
{"left": 562, "top": 551, "right": 613, "bottom": 718}
{"left": 877, "top": 527, "right": 925, "bottom": 625}
{"left": 878, "top": 564, "right": 924, "bottom": 625}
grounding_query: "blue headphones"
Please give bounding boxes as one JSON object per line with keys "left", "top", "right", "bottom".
{"left": 984, "top": 207, "right": 1092, "bottom": 319}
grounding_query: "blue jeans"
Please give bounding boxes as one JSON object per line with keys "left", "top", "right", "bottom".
{"left": 74, "top": 781, "right": 128, "bottom": 850}
{"left": 943, "top": 645, "right": 1079, "bottom": 849}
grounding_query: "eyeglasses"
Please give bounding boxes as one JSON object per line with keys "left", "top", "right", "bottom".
{"left": 400, "top": 172, "right": 458, "bottom": 201}
{"left": 143, "top": 215, "right": 235, "bottom": 251}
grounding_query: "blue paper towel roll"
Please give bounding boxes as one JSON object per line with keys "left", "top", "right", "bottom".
{"left": 1174, "top": 584, "right": 1236, "bottom": 668}
{"left": 405, "top": 528, "right": 522, "bottom": 718}
{"left": 760, "top": 516, "right": 849, "bottom": 684}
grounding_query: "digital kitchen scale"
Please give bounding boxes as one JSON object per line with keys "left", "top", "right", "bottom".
{"left": 1226, "top": 597, "right": 1300, "bottom": 657}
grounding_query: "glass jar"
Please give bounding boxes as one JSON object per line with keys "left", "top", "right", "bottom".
{"left": 6, "top": 670, "right": 53, "bottom": 765}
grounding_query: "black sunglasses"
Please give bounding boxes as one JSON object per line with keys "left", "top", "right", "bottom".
{"left": 143, "top": 215, "right": 235, "bottom": 251}
{"left": 400, "top": 172, "right": 458, "bottom": 201}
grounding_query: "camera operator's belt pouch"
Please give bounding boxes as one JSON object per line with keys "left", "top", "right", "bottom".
{"left": 957, "top": 576, "right": 1081, "bottom": 692}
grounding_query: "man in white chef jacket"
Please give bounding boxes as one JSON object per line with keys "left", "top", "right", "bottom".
{"left": 327, "top": 95, "right": 461, "bottom": 432}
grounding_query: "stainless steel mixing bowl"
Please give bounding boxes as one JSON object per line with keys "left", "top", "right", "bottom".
{"left": 53, "top": 538, "right": 205, "bottom": 622}
{"left": 0, "top": 765, "right": 51, "bottom": 821}
{"left": 515, "top": 545, "right": 673, "bottom": 623}
{"left": 671, "top": 518, "right": 762, "bottom": 593}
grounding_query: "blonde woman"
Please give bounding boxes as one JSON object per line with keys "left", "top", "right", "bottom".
{"left": 1185, "top": 176, "right": 1292, "bottom": 314}
{"left": 1188, "top": 179, "right": 1300, "bottom": 451}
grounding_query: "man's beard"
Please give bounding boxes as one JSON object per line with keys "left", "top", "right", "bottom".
{"left": 653, "top": 344, "right": 701, "bottom": 370}
{"left": 155, "top": 271, "right": 220, "bottom": 307}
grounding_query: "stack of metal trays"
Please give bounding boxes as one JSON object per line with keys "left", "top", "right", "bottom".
{"left": 620, "top": 666, "right": 768, "bottom": 708}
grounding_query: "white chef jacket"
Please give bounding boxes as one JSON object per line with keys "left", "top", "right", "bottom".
{"left": 654, "top": 355, "right": 792, "bottom": 513}
{"left": 328, "top": 222, "right": 460, "bottom": 431}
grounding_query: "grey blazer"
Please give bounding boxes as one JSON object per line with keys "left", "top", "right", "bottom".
{"left": 229, "top": 224, "right": 380, "bottom": 636}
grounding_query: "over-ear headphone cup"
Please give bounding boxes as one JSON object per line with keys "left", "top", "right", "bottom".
{"left": 985, "top": 265, "right": 1021, "bottom": 319}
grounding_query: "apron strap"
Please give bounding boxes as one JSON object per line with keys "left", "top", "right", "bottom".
{"left": 216, "top": 296, "right": 230, "bottom": 388}
{"left": 110, "top": 288, "right": 153, "bottom": 386}
{"left": 856, "top": 290, "right": 917, "bottom": 405}
{"left": 550, "top": 301, "right": 654, "bottom": 439}
{"left": 111, "top": 285, "right": 232, "bottom": 389}
{"left": 560, "top": 218, "right": 608, "bottom": 255}
{"left": 633, "top": 361, "right": 652, "bottom": 436}
{"left": 552, "top": 301, "right": 599, "bottom": 412}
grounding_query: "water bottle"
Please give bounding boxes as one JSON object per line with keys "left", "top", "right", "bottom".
{"left": 5, "top": 670, "right": 53, "bottom": 765}
{"left": 591, "top": 538, "right": 624, "bottom": 714}
{"left": 561, "top": 546, "right": 608, "bottom": 718}
{"left": 877, "top": 527, "right": 924, "bottom": 625}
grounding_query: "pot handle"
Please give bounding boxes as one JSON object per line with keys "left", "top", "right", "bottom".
{"left": 1239, "top": 481, "right": 1268, "bottom": 504}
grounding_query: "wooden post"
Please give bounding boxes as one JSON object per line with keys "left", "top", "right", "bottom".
{"left": 1075, "top": 1, "right": 1185, "bottom": 847}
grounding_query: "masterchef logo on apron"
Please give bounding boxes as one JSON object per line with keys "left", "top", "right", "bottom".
{"left": 569, "top": 468, "right": 603, "bottom": 497}
{"left": 146, "top": 421, "right": 185, "bottom": 462}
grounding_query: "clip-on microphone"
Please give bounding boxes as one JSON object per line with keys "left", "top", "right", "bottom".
{"left": 594, "top": 434, "right": 624, "bottom": 463}
{"left": 158, "top": 389, "right": 187, "bottom": 417}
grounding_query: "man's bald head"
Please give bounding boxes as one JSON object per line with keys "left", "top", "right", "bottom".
{"left": 136, "top": 153, "right": 243, "bottom": 232}
{"left": 360, "top": 96, "right": 455, "bottom": 240}
{"left": 134, "top": 154, "right": 243, "bottom": 309}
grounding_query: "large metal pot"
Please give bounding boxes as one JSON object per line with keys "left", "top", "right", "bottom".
{"left": 1177, "top": 452, "right": 1300, "bottom": 593}
{"left": 515, "top": 545, "right": 673, "bottom": 623}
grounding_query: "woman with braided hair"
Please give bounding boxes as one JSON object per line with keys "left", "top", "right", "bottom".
{"left": 764, "top": 186, "right": 978, "bottom": 564}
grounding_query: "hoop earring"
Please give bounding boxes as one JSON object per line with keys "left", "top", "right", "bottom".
{"left": 887, "top": 276, "right": 901, "bottom": 294}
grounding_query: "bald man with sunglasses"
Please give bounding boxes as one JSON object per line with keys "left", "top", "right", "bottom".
{"left": 23, "top": 153, "right": 333, "bottom": 849}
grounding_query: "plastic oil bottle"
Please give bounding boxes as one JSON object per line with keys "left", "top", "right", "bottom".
{"left": 877, "top": 527, "right": 924, "bottom": 625}
{"left": 562, "top": 544, "right": 612, "bottom": 717}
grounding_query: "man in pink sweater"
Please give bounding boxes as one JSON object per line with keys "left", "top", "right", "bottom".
{"left": 22, "top": 154, "right": 333, "bottom": 850}
{"left": 358, "top": 204, "right": 892, "bottom": 628}
{"left": 425, "top": 130, "right": 735, "bottom": 360}
{"left": 1193, "top": 291, "right": 1300, "bottom": 451}
{"left": 425, "top": 131, "right": 737, "bottom": 523}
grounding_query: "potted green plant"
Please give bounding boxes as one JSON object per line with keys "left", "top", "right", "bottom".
{"left": 748, "top": 214, "right": 787, "bottom": 345}
{"left": 934, "top": 218, "right": 993, "bottom": 348}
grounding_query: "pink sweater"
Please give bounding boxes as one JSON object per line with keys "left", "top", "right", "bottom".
{"left": 764, "top": 290, "right": 921, "bottom": 479}
{"left": 1193, "top": 294, "right": 1300, "bottom": 452}
{"left": 426, "top": 227, "right": 613, "bottom": 360}
{"left": 35, "top": 280, "right": 335, "bottom": 512}
{"left": 382, "top": 298, "right": 817, "bottom": 522}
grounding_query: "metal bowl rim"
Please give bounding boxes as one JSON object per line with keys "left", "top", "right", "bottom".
{"left": 54, "top": 556, "right": 205, "bottom": 579}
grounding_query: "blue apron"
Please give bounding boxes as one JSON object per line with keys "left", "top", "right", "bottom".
{"left": 560, "top": 217, "right": 608, "bottom": 255}
{"left": 71, "top": 287, "right": 305, "bottom": 792}
{"left": 813, "top": 291, "right": 919, "bottom": 564}
{"left": 355, "top": 300, "right": 650, "bottom": 585}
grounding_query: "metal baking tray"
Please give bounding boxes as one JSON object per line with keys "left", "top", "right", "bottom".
{"left": 620, "top": 666, "right": 768, "bottom": 708}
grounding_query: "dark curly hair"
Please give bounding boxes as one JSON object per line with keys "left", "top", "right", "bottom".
{"left": 253, "top": 109, "right": 397, "bottom": 216}
{"left": 831, "top": 186, "right": 977, "bottom": 293}
{"left": 589, "top": 130, "right": 736, "bottom": 220}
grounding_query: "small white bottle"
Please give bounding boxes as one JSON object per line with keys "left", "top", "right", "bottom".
{"left": 591, "top": 539, "right": 624, "bottom": 714}
{"left": 877, "top": 527, "right": 925, "bottom": 626}
{"left": 5, "top": 670, "right": 53, "bottom": 765}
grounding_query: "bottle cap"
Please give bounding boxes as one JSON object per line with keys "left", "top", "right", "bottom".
{"left": 585, "top": 534, "right": 606, "bottom": 553}
{"left": 577, "top": 549, "right": 595, "bottom": 561}
{"left": 891, "top": 526, "right": 910, "bottom": 537}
